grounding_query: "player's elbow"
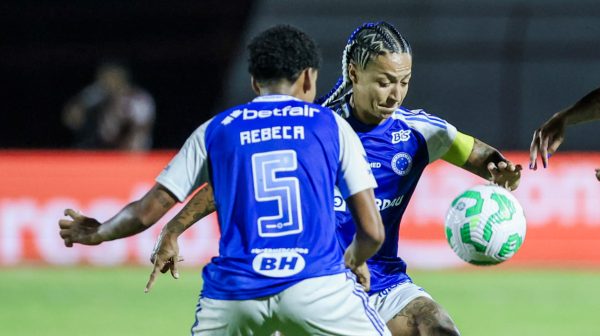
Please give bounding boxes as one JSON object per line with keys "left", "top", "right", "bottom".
{"left": 356, "top": 213, "right": 385, "bottom": 251}
{"left": 367, "top": 214, "right": 386, "bottom": 249}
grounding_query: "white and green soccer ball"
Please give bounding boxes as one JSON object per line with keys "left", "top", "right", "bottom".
{"left": 444, "top": 184, "right": 526, "bottom": 266}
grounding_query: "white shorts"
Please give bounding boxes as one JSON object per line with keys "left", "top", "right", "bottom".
{"left": 191, "top": 272, "right": 390, "bottom": 336}
{"left": 368, "top": 281, "right": 432, "bottom": 322}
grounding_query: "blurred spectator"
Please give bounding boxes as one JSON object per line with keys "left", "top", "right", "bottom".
{"left": 62, "top": 62, "right": 155, "bottom": 150}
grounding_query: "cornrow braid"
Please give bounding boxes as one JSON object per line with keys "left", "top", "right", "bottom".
{"left": 316, "top": 22, "right": 377, "bottom": 106}
{"left": 317, "top": 21, "right": 411, "bottom": 108}
{"left": 380, "top": 21, "right": 411, "bottom": 54}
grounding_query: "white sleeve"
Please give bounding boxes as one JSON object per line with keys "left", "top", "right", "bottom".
{"left": 333, "top": 113, "right": 377, "bottom": 199}
{"left": 155, "top": 118, "right": 213, "bottom": 202}
{"left": 402, "top": 109, "right": 457, "bottom": 163}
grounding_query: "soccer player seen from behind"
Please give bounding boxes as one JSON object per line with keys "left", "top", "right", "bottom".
{"left": 60, "top": 25, "right": 390, "bottom": 336}
{"left": 315, "top": 21, "right": 522, "bottom": 336}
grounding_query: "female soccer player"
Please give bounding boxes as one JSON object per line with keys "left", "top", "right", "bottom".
{"left": 313, "top": 21, "right": 522, "bottom": 335}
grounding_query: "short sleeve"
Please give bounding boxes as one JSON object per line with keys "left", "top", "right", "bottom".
{"left": 333, "top": 113, "right": 378, "bottom": 198}
{"left": 155, "top": 118, "right": 213, "bottom": 201}
{"left": 401, "top": 109, "right": 457, "bottom": 163}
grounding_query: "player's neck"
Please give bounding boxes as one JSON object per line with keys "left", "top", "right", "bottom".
{"left": 256, "top": 79, "right": 298, "bottom": 97}
{"left": 258, "top": 87, "right": 295, "bottom": 97}
{"left": 252, "top": 71, "right": 315, "bottom": 102}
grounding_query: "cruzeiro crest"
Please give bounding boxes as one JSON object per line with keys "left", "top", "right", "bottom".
{"left": 391, "top": 152, "right": 412, "bottom": 176}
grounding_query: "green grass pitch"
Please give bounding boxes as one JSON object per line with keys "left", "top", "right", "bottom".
{"left": 1, "top": 267, "right": 599, "bottom": 335}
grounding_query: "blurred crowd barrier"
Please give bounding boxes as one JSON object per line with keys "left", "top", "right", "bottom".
{"left": 1, "top": 151, "right": 599, "bottom": 268}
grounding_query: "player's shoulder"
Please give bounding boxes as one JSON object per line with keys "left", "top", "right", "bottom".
{"left": 209, "top": 101, "right": 256, "bottom": 128}
{"left": 391, "top": 107, "right": 449, "bottom": 130}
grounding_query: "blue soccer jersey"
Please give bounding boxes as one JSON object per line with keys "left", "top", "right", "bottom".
{"left": 156, "top": 94, "right": 376, "bottom": 300}
{"left": 331, "top": 93, "right": 457, "bottom": 294}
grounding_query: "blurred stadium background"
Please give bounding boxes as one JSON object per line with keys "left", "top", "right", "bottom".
{"left": 1, "top": 0, "right": 600, "bottom": 335}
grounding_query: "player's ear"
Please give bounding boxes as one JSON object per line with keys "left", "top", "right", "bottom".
{"left": 348, "top": 62, "right": 358, "bottom": 84}
{"left": 250, "top": 76, "right": 260, "bottom": 95}
{"left": 301, "top": 68, "right": 317, "bottom": 94}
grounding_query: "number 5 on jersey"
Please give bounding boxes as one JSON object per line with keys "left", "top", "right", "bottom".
{"left": 251, "top": 150, "right": 303, "bottom": 237}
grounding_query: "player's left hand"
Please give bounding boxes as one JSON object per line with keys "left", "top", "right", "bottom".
{"left": 596, "top": 168, "right": 600, "bottom": 181}
{"left": 488, "top": 161, "right": 522, "bottom": 191}
{"left": 145, "top": 231, "right": 183, "bottom": 293}
{"left": 344, "top": 249, "right": 371, "bottom": 292}
{"left": 529, "top": 112, "right": 567, "bottom": 170}
{"left": 350, "top": 262, "right": 371, "bottom": 292}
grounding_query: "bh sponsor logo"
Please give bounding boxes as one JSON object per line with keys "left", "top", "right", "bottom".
{"left": 252, "top": 251, "right": 306, "bottom": 277}
{"left": 391, "top": 152, "right": 412, "bottom": 176}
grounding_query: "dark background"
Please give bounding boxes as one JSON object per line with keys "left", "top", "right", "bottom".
{"left": 0, "top": 0, "right": 255, "bottom": 148}
{"left": 2, "top": 0, "right": 600, "bottom": 150}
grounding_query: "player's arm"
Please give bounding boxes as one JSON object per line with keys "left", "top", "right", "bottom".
{"left": 59, "top": 119, "right": 212, "bottom": 247}
{"left": 334, "top": 113, "right": 384, "bottom": 291}
{"left": 158, "top": 182, "right": 215, "bottom": 237}
{"left": 442, "top": 132, "right": 522, "bottom": 191}
{"left": 145, "top": 183, "right": 215, "bottom": 292}
{"left": 530, "top": 87, "right": 600, "bottom": 170}
{"left": 58, "top": 183, "right": 178, "bottom": 247}
{"left": 344, "top": 188, "right": 384, "bottom": 266}
{"left": 343, "top": 188, "right": 383, "bottom": 292}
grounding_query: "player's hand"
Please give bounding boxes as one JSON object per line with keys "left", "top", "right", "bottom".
{"left": 488, "top": 161, "right": 522, "bottom": 191}
{"left": 350, "top": 262, "right": 371, "bottom": 292}
{"left": 530, "top": 112, "right": 567, "bottom": 170}
{"left": 596, "top": 168, "right": 600, "bottom": 181}
{"left": 145, "top": 231, "right": 183, "bottom": 293}
{"left": 344, "top": 249, "right": 371, "bottom": 292}
{"left": 58, "top": 209, "right": 103, "bottom": 247}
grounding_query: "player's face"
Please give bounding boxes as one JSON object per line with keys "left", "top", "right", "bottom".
{"left": 349, "top": 52, "right": 412, "bottom": 125}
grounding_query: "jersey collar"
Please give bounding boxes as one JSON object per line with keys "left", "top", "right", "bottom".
{"left": 252, "top": 94, "right": 302, "bottom": 103}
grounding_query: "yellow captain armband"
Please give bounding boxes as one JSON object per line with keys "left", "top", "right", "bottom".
{"left": 442, "top": 131, "right": 475, "bottom": 167}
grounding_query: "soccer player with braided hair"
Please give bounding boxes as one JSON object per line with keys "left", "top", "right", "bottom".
{"left": 78, "top": 21, "right": 522, "bottom": 335}
{"left": 315, "top": 21, "right": 522, "bottom": 335}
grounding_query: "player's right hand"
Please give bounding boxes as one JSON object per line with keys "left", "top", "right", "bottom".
{"left": 145, "top": 231, "right": 183, "bottom": 293}
{"left": 529, "top": 112, "right": 567, "bottom": 170}
{"left": 58, "top": 209, "right": 103, "bottom": 247}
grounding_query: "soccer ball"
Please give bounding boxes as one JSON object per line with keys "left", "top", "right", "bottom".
{"left": 444, "top": 184, "right": 526, "bottom": 265}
